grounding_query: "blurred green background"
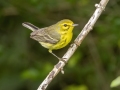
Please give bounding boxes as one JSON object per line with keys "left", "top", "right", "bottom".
{"left": 0, "top": 0, "right": 120, "bottom": 90}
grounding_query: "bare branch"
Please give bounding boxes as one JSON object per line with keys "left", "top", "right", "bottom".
{"left": 37, "top": 0, "right": 110, "bottom": 90}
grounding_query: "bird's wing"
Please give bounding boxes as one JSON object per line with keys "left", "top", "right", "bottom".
{"left": 30, "top": 27, "right": 61, "bottom": 44}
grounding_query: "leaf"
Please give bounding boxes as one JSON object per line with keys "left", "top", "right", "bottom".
{"left": 110, "top": 76, "right": 120, "bottom": 88}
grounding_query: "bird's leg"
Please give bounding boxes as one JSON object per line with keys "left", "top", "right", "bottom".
{"left": 49, "top": 51, "right": 61, "bottom": 60}
{"left": 49, "top": 50, "right": 66, "bottom": 74}
{"left": 49, "top": 50, "right": 66, "bottom": 63}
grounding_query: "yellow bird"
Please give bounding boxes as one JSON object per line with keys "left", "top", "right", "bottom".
{"left": 22, "top": 19, "right": 78, "bottom": 61}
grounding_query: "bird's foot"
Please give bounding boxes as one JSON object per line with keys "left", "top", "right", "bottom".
{"left": 58, "top": 58, "right": 67, "bottom": 74}
{"left": 58, "top": 57, "right": 67, "bottom": 64}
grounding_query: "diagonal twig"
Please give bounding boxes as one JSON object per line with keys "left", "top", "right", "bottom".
{"left": 37, "top": 0, "right": 110, "bottom": 90}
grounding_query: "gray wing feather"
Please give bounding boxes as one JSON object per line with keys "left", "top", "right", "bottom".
{"left": 30, "top": 26, "right": 60, "bottom": 44}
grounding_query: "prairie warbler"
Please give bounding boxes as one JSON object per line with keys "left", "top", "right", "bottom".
{"left": 22, "top": 19, "right": 78, "bottom": 61}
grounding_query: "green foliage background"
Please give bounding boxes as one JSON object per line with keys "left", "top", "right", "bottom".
{"left": 0, "top": 0, "right": 120, "bottom": 90}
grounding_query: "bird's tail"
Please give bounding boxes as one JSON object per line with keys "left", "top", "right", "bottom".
{"left": 22, "top": 22, "right": 39, "bottom": 31}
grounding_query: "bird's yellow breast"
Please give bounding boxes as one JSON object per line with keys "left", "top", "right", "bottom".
{"left": 40, "top": 31, "right": 73, "bottom": 50}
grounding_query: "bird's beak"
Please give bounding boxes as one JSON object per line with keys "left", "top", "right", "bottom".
{"left": 72, "top": 24, "right": 79, "bottom": 27}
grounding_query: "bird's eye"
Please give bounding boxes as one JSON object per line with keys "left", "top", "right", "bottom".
{"left": 62, "top": 23, "right": 69, "bottom": 30}
{"left": 63, "top": 24, "right": 67, "bottom": 27}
